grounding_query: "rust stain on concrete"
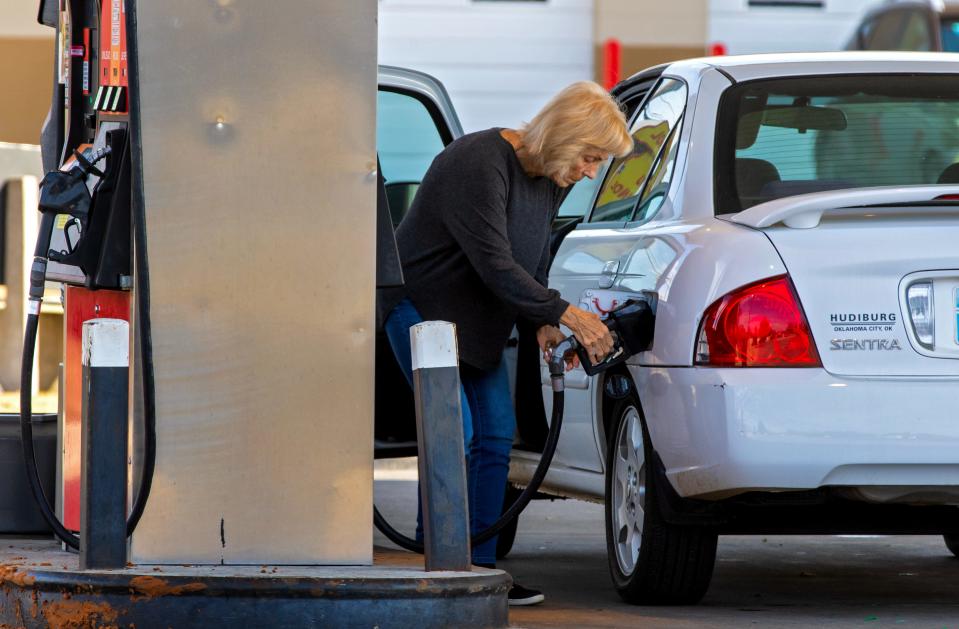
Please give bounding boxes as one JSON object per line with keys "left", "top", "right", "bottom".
{"left": 42, "top": 600, "right": 119, "bottom": 629}
{"left": 128, "top": 576, "right": 206, "bottom": 600}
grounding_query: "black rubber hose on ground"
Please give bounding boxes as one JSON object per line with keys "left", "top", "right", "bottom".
{"left": 18, "top": 199, "right": 156, "bottom": 549}
{"left": 373, "top": 387, "right": 565, "bottom": 554}
{"left": 18, "top": 219, "right": 156, "bottom": 548}
{"left": 20, "top": 311, "right": 80, "bottom": 549}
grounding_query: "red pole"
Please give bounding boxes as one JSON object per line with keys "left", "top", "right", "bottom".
{"left": 709, "top": 42, "right": 728, "bottom": 56}
{"left": 603, "top": 38, "right": 621, "bottom": 90}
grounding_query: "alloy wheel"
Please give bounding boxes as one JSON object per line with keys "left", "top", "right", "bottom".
{"left": 611, "top": 405, "right": 646, "bottom": 576}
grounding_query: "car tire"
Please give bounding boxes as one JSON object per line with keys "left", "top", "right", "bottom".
{"left": 943, "top": 533, "right": 959, "bottom": 557}
{"left": 604, "top": 396, "right": 718, "bottom": 605}
{"left": 495, "top": 484, "right": 522, "bottom": 560}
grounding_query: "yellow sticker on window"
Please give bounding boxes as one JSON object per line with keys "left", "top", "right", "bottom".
{"left": 596, "top": 121, "right": 670, "bottom": 208}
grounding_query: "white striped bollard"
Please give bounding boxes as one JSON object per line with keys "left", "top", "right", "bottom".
{"left": 410, "top": 321, "right": 471, "bottom": 572}
{"left": 79, "top": 318, "right": 129, "bottom": 570}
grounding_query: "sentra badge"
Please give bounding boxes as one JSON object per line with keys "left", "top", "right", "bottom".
{"left": 830, "top": 339, "right": 902, "bottom": 351}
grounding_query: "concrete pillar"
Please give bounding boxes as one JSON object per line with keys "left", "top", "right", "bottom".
{"left": 129, "top": 0, "right": 378, "bottom": 565}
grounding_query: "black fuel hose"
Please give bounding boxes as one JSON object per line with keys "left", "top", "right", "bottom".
{"left": 373, "top": 339, "right": 574, "bottom": 554}
{"left": 124, "top": 18, "right": 158, "bottom": 533}
{"left": 19, "top": 203, "right": 156, "bottom": 549}
{"left": 19, "top": 99, "right": 157, "bottom": 548}
{"left": 20, "top": 310, "right": 79, "bottom": 547}
{"left": 20, "top": 208, "right": 81, "bottom": 548}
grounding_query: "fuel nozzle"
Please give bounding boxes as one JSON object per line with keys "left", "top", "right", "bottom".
{"left": 553, "top": 295, "right": 658, "bottom": 380}
{"left": 29, "top": 147, "right": 113, "bottom": 305}
{"left": 548, "top": 336, "right": 578, "bottom": 391}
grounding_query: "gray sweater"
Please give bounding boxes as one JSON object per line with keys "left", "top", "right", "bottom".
{"left": 386, "top": 129, "right": 570, "bottom": 370}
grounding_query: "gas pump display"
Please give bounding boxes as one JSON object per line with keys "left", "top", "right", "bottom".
{"left": 94, "top": 0, "right": 127, "bottom": 114}
{"left": 47, "top": 0, "right": 132, "bottom": 289}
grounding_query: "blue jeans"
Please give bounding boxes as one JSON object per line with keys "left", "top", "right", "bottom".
{"left": 384, "top": 298, "right": 514, "bottom": 565}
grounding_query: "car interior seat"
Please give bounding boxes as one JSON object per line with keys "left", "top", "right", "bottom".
{"left": 937, "top": 163, "right": 959, "bottom": 184}
{"left": 735, "top": 157, "right": 781, "bottom": 208}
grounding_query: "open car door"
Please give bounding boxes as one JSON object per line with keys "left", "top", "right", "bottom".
{"left": 374, "top": 67, "right": 463, "bottom": 457}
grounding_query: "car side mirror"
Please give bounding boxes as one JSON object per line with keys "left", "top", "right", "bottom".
{"left": 384, "top": 181, "right": 419, "bottom": 227}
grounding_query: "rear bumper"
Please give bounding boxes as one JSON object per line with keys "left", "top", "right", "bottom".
{"left": 632, "top": 366, "right": 959, "bottom": 501}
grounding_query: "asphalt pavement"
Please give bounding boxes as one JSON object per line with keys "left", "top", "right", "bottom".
{"left": 374, "top": 468, "right": 959, "bottom": 628}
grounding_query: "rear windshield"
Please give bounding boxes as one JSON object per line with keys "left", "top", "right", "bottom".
{"left": 942, "top": 18, "right": 959, "bottom": 52}
{"left": 715, "top": 75, "right": 959, "bottom": 213}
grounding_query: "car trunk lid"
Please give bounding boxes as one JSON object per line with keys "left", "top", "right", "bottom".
{"left": 724, "top": 186, "right": 959, "bottom": 376}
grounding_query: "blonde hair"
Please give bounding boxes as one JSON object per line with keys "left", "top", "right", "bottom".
{"left": 520, "top": 81, "right": 633, "bottom": 181}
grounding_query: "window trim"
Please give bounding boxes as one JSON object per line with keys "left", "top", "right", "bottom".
{"left": 712, "top": 72, "right": 959, "bottom": 215}
{"left": 748, "top": 0, "right": 823, "bottom": 7}
{"left": 563, "top": 67, "right": 666, "bottom": 224}
{"left": 585, "top": 76, "right": 689, "bottom": 227}
{"left": 377, "top": 85, "right": 456, "bottom": 149}
{"left": 627, "top": 114, "right": 684, "bottom": 226}
{"left": 376, "top": 84, "right": 455, "bottom": 199}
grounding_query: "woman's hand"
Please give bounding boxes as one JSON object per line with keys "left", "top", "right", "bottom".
{"left": 559, "top": 305, "right": 614, "bottom": 366}
{"left": 536, "top": 325, "right": 579, "bottom": 370}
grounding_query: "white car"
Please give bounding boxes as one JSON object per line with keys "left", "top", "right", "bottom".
{"left": 508, "top": 52, "right": 959, "bottom": 605}
{"left": 374, "top": 54, "right": 959, "bottom": 605}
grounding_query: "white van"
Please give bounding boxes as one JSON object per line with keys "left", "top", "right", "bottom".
{"left": 709, "top": 0, "right": 876, "bottom": 54}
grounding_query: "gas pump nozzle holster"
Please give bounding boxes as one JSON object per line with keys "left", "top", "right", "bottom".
{"left": 30, "top": 146, "right": 113, "bottom": 301}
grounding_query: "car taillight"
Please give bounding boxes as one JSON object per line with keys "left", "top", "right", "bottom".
{"left": 695, "top": 275, "right": 821, "bottom": 367}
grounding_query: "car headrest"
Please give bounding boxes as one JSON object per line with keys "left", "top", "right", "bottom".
{"left": 938, "top": 163, "right": 959, "bottom": 184}
{"left": 735, "top": 158, "right": 781, "bottom": 201}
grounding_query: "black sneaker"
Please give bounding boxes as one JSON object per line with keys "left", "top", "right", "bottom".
{"left": 508, "top": 583, "right": 545, "bottom": 606}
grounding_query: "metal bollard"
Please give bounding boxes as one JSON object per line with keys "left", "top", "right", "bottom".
{"left": 79, "top": 318, "right": 129, "bottom": 570}
{"left": 410, "top": 321, "right": 471, "bottom": 572}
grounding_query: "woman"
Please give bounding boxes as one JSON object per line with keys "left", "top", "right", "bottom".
{"left": 383, "top": 81, "right": 632, "bottom": 605}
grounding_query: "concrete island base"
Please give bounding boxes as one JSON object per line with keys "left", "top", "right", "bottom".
{"left": 0, "top": 538, "right": 510, "bottom": 628}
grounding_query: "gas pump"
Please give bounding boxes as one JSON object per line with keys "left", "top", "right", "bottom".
{"left": 20, "top": 0, "right": 155, "bottom": 549}
{"left": 22, "top": 0, "right": 657, "bottom": 564}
